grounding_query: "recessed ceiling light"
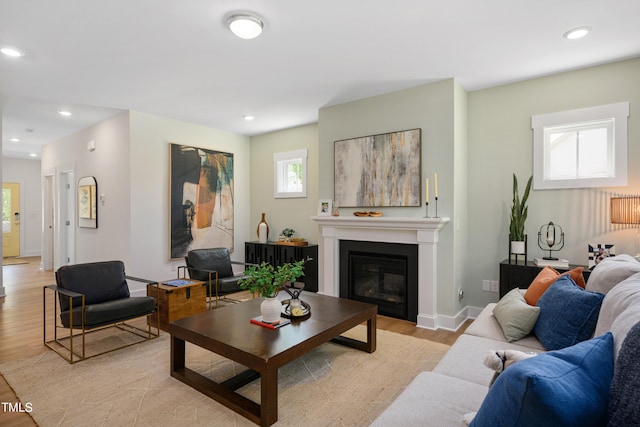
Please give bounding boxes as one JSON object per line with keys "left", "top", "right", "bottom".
{"left": 1, "top": 47, "right": 24, "bottom": 57}
{"left": 243, "top": 115, "right": 255, "bottom": 121}
{"left": 228, "top": 13, "right": 264, "bottom": 40}
{"left": 10, "top": 138, "right": 20, "bottom": 143}
{"left": 29, "top": 153, "right": 37, "bottom": 158}
{"left": 563, "top": 26, "right": 591, "bottom": 40}
{"left": 58, "top": 110, "right": 72, "bottom": 116}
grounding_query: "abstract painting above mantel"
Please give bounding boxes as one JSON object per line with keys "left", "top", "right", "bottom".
{"left": 169, "top": 143, "right": 234, "bottom": 260}
{"left": 334, "top": 128, "right": 421, "bottom": 207}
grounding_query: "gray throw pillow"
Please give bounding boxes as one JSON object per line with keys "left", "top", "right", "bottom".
{"left": 493, "top": 288, "right": 540, "bottom": 342}
{"left": 608, "top": 320, "right": 640, "bottom": 426}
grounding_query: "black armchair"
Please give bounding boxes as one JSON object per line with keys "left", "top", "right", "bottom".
{"left": 179, "top": 247, "right": 255, "bottom": 308}
{"left": 43, "top": 260, "right": 160, "bottom": 363}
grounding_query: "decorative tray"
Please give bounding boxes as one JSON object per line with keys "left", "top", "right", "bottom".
{"left": 281, "top": 299, "right": 311, "bottom": 319}
{"left": 353, "top": 211, "right": 383, "bottom": 217}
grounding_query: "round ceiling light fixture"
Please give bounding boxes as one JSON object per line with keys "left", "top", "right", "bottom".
{"left": 563, "top": 26, "right": 591, "bottom": 40}
{"left": 228, "top": 13, "right": 264, "bottom": 40}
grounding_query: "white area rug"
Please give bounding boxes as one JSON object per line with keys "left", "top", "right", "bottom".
{"left": 1, "top": 325, "right": 449, "bottom": 426}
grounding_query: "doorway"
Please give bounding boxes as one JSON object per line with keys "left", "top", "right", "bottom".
{"left": 2, "top": 182, "right": 21, "bottom": 258}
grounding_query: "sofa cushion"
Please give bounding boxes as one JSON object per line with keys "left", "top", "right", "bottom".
{"left": 55, "top": 260, "right": 130, "bottom": 312}
{"left": 594, "top": 272, "right": 640, "bottom": 360}
{"left": 534, "top": 275, "right": 604, "bottom": 351}
{"left": 524, "top": 266, "right": 585, "bottom": 306}
{"left": 470, "top": 333, "right": 614, "bottom": 427}
{"left": 492, "top": 288, "right": 540, "bottom": 342}
{"left": 586, "top": 254, "right": 640, "bottom": 294}
{"left": 465, "top": 302, "right": 546, "bottom": 351}
{"left": 608, "top": 321, "right": 640, "bottom": 425}
{"left": 434, "top": 334, "right": 545, "bottom": 387}
{"left": 370, "top": 372, "right": 488, "bottom": 427}
{"left": 60, "top": 296, "right": 155, "bottom": 328}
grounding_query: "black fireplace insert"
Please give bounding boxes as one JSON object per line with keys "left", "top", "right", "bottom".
{"left": 339, "top": 240, "right": 418, "bottom": 321}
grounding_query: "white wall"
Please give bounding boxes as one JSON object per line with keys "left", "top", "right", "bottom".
{"left": 41, "top": 111, "right": 251, "bottom": 295}
{"left": 466, "top": 57, "right": 640, "bottom": 308}
{"left": 2, "top": 158, "right": 42, "bottom": 256}
{"left": 248, "top": 123, "right": 319, "bottom": 244}
{"left": 41, "top": 112, "right": 131, "bottom": 265}
{"left": 128, "top": 111, "right": 251, "bottom": 291}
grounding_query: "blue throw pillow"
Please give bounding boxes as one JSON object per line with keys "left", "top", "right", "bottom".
{"left": 470, "top": 333, "right": 614, "bottom": 427}
{"left": 534, "top": 275, "right": 604, "bottom": 350}
{"left": 608, "top": 320, "right": 640, "bottom": 425}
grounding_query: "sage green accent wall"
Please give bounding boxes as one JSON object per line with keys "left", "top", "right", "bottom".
{"left": 249, "top": 124, "right": 319, "bottom": 244}
{"left": 467, "top": 57, "right": 640, "bottom": 308}
{"left": 318, "top": 79, "right": 464, "bottom": 320}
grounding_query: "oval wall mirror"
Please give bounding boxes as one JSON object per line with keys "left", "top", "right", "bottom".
{"left": 78, "top": 176, "right": 98, "bottom": 228}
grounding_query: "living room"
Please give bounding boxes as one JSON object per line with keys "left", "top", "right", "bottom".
{"left": 2, "top": 2, "right": 640, "bottom": 425}
{"left": 4, "top": 57, "right": 638, "bottom": 327}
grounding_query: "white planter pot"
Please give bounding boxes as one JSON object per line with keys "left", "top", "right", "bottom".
{"left": 511, "top": 241, "right": 526, "bottom": 255}
{"left": 260, "top": 297, "right": 282, "bottom": 323}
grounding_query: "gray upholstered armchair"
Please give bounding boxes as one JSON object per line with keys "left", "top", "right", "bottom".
{"left": 44, "top": 260, "right": 159, "bottom": 363}
{"left": 180, "top": 247, "right": 255, "bottom": 308}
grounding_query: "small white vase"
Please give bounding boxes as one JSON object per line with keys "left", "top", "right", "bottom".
{"left": 260, "top": 297, "right": 282, "bottom": 323}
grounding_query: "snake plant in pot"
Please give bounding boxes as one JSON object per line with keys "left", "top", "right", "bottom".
{"left": 509, "top": 174, "right": 533, "bottom": 256}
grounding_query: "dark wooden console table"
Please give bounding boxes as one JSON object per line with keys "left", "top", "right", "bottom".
{"left": 245, "top": 241, "right": 318, "bottom": 292}
{"left": 499, "top": 259, "right": 591, "bottom": 297}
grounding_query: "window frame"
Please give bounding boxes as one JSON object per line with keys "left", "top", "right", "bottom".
{"left": 273, "top": 149, "right": 307, "bottom": 198}
{"left": 532, "top": 102, "right": 629, "bottom": 190}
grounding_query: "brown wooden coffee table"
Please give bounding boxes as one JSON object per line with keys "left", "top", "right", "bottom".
{"left": 169, "top": 292, "right": 377, "bottom": 427}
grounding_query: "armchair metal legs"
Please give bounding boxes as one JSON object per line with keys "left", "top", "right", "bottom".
{"left": 43, "top": 284, "right": 160, "bottom": 364}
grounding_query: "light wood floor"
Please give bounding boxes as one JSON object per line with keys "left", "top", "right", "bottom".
{"left": 0, "top": 257, "right": 470, "bottom": 426}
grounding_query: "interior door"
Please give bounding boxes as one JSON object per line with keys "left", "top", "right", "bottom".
{"left": 2, "top": 182, "right": 21, "bottom": 257}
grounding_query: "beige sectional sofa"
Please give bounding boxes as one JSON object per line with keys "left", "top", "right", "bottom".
{"left": 371, "top": 255, "right": 640, "bottom": 427}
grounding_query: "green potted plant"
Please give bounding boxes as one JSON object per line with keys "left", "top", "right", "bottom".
{"left": 239, "top": 258, "right": 308, "bottom": 322}
{"left": 281, "top": 228, "right": 295, "bottom": 241}
{"left": 509, "top": 173, "right": 533, "bottom": 255}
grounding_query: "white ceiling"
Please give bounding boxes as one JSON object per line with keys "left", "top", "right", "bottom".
{"left": 1, "top": 0, "right": 639, "bottom": 160}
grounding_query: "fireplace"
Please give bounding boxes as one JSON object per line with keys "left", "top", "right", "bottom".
{"left": 340, "top": 240, "right": 418, "bottom": 321}
{"left": 311, "top": 216, "right": 449, "bottom": 329}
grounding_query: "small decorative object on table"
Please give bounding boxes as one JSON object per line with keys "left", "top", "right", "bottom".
{"left": 281, "top": 283, "right": 311, "bottom": 319}
{"left": 281, "top": 228, "right": 295, "bottom": 242}
{"left": 537, "top": 221, "right": 565, "bottom": 260}
{"left": 588, "top": 243, "right": 616, "bottom": 269}
{"left": 257, "top": 212, "right": 269, "bottom": 243}
{"left": 238, "top": 258, "right": 310, "bottom": 323}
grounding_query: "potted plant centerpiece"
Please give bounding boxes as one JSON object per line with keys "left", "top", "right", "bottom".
{"left": 239, "top": 258, "right": 308, "bottom": 323}
{"left": 509, "top": 173, "right": 533, "bottom": 259}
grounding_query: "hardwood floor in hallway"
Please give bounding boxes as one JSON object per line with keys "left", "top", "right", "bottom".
{"left": 0, "top": 257, "right": 470, "bottom": 426}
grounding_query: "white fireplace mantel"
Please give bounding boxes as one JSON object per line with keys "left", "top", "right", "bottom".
{"left": 311, "top": 215, "right": 449, "bottom": 329}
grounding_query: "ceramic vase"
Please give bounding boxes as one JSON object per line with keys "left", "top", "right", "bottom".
{"left": 261, "top": 297, "right": 282, "bottom": 323}
{"left": 257, "top": 212, "right": 269, "bottom": 243}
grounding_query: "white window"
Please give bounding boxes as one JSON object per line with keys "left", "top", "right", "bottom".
{"left": 532, "top": 102, "right": 629, "bottom": 189}
{"left": 274, "top": 149, "right": 307, "bottom": 198}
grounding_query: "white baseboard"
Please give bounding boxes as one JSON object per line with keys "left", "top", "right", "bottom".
{"left": 417, "top": 305, "right": 485, "bottom": 332}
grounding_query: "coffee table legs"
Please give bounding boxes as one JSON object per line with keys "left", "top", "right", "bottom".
{"left": 170, "top": 334, "right": 277, "bottom": 426}
{"left": 331, "top": 314, "right": 377, "bottom": 353}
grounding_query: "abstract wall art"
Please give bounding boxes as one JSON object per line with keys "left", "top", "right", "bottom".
{"left": 334, "top": 128, "right": 421, "bottom": 207}
{"left": 169, "top": 143, "right": 234, "bottom": 259}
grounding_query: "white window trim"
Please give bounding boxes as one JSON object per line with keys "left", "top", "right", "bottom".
{"left": 532, "top": 102, "right": 629, "bottom": 190}
{"left": 273, "top": 149, "right": 307, "bottom": 198}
